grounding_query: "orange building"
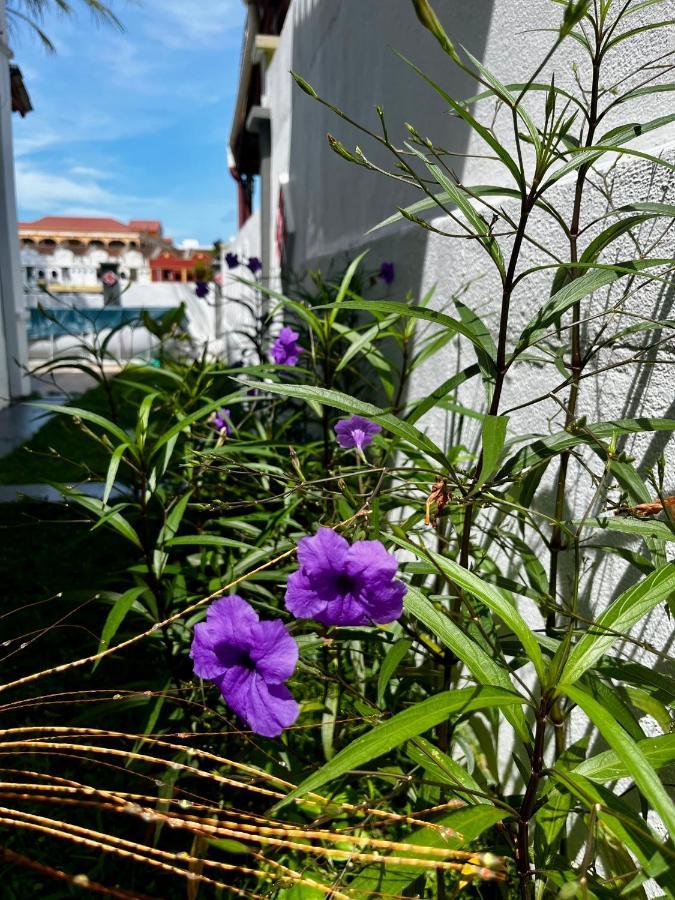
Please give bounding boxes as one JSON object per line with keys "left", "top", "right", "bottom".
{"left": 150, "top": 249, "right": 213, "bottom": 283}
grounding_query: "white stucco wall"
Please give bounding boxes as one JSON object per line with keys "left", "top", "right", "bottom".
{"left": 0, "top": 0, "right": 30, "bottom": 404}
{"left": 240, "top": 0, "right": 675, "bottom": 778}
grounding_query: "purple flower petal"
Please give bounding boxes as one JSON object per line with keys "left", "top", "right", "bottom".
{"left": 231, "top": 676, "right": 299, "bottom": 738}
{"left": 190, "top": 595, "right": 299, "bottom": 737}
{"left": 285, "top": 529, "right": 406, "bottom": 627}
{"left": 225, "top": 252, "right": 239, "bottom": 269}
{"left": 250, "top": 618, "right": 298, "bottom": 683}
{"left": 297, "top": 527, "right": 350, "bottom": 575}
{"left": 270, "top": 326, "right": 304, "bottom": 366}
{"left": 379, "top": 261, "right": 395, "bottom": 285}
{"left": 334, "top": 415, "right": 382, "bottom": 450}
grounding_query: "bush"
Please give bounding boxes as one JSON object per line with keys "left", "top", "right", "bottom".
{"left": 1, "top": 1, "right": 673, "bottom": 897}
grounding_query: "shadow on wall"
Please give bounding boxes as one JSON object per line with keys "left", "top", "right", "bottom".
{"left": 286, "top": 0, "right": 495, "bottom": 298}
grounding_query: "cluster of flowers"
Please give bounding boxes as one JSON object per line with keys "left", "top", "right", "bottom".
{"left": 225, "top": 252, "right": 262, "bottom": 275}
{"left": 196, "top": 413, "right": 394, "bottom": 738}
{"left": 191, "top": 528, "right": 406, "bottom": 737}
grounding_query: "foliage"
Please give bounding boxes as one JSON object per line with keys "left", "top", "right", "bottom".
{"left": 1, "top": 0, "right": 674, "bottom": 897}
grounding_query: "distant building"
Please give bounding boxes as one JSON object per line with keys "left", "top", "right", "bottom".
{"left": 150, "top": 247, "right": 214, "bottom": 284}
{"left": 18, "top": 216, "right": 164, "bottom": 294}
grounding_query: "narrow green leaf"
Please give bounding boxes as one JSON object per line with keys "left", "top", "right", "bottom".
{"left": 31, "top": 402, "right": 134, "bottom": 453}
{"left": 397, "top": 51, "right": 523, "bottom": 186}
{"left": 376, "top": 639, "right": 412, "bottom": 706}
{"left": 405, "top": 364, "right": 480, "bottom": 425}
{"left": 560, "top": 563, "right": 675, "bottom": 684}
{"left": 95, "top": 586, "right": 148, "bottom": 669}
{"left": 426, "top": 163, "right": 505, "bottom": 275}
{"left": 498, "top": 417, "right": 675, "bottom": 479}
{"left": 407, "top": 736, "right": 488, "bottom": 803}
{"left": 103, "top": 442, "right": 130, "bottom": 506}
{"left": 274, "top": 686, "right": 525, "bottom": 809}
{"left": 63, "top": 491, "right": 143, "bottom": 550}
{"left": 561, "top": 683, "right": 675, "bottom": 837}
{"left": 393, "top": 535, "right": 546, "bottom": 681}
{"left": 579, "top": 516, "right": 675, "bottom": 544}
{"left": 515, "top": 258, "right": 671, "bottom": 352}
{"left": 404, "top": 585, "right": 530, "bottom": 741}
{"left": 474, "top": 415, "right": 509, "bottom": 491}
{"left": 573, "top": 733, "right": 675, "bottom": 782}
{"left": 243, "top": 380, "right": 450, "bottom": 468}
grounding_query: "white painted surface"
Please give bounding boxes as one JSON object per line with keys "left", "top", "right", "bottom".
{"left": 236, "top": 0, "right": 675, "bottom": 800}
{"left": 0, "top": 0, "right": 30, "bottom": 405}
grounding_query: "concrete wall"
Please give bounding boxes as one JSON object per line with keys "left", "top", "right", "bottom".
{"left": 240, "top": 0, "right": 675, "bottom": 776}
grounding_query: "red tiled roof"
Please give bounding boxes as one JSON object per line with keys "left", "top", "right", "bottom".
{"left": 19, "top": 216, "right": 135, "bottom": 233}
{"left": 129, "top": 219, "right": 162, "bottom": 231}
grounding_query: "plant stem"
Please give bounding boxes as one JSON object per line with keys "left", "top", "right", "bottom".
{"left": 517, "top": 701, "right": 549, "bottom": 900}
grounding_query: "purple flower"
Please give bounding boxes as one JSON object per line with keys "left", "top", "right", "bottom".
{"left": 225, "top": 252, "right": 239, "bottom": 269}
{"left": 190, "top": 595, "right": 299, "bottom": 737}
{"left": 212, "top": 408, "right": 231, "bottom": 436}
{"left": 248, "top": 256, "right": 262, "bottom": 275}
{"left": 379, "top": 261, "right": 395, "bottom": 285}
{"left": 271, "top": 326, "right": 303, "bottom": 366}
{"left": 285, "top": 528, "right": 406, "bottom": 627}
{"left": 195, "top": 281, "right": 209, "bottom": 298}
{"left": 335, "top": 415, "right": 382, "bottom": 451}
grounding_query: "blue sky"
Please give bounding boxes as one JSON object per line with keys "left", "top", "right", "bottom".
{"left": 11, "top": 0, "right": 245, "bottom": 245}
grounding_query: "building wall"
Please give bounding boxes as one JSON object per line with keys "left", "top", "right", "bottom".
{"left": 239, "top": 0, "right": 675, "bottom": 763}
{"left": 21, "top": 244, "right": 150, "bottom": 296}
{"left": 0, "top": 0, "right": 30, "bottom": 405}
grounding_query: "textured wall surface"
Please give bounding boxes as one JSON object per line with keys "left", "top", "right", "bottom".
{"left": 254, "top": 0, "right": 674, "bottom": 799}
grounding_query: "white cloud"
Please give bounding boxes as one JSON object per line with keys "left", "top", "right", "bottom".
{"left": 140, "top": 0, "right": 242, "bottom": 48}
{"left": 14, "top": 160, "right": 132, "bottom": 214}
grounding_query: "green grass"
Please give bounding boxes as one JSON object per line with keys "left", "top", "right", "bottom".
{"left": 0, "top": 378, "right": 144, "bottom": 485}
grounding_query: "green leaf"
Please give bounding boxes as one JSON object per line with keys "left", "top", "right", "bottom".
{"left": 320, "top": 298, "right": 496, "bottom": 358}
{"left": 405, "top": 364, "right": 480, "bottom": 425}
{"left": 426, "top": 163, "right": 505, "bottom": 275}
{"left": 31, "top": 402, "right": 135, "bottom": 455}
{"left": 333, "top": 313, "right": 399, "bottom": 374}
{"left": 150, "top": 392, "right": 246, "bottom": 458}
{"left": 573, "top": 733, "right": 675, "bottom": 782}
{"left": 242, "top": 380, "right": 450, "bottom": 469}
{"left": 559, "top": 563, "right": 675, "bottom": 684}
{"left": 329, "top": 251, "right": 368, "bottom": 326}
{"left": 392, "top": 535, "right": 547, "bottom": 681}
{"left": 274, "top": 686, "right": 525, "bottom": 809}
{"left": 103, "top": 442, "right": 130, "bottom": 506}
{"left": 579, "top": 516, "right": 675, "bottom": 544}
{"left": 397, "top": 51, "right": 523, "bottom": 186}
{"left": 561, "top": 683, "right": 675, "bottom": 837}
{"left": 498, "top": 417, "right": 675, "bottom": 479}
{"left": 95, "top": 586, "right": 148, "bottom": 670}
{"left": 544, "top": 112, "right": 675, "bottom": 187}
{"left": 404, "top": 586, "right": 530, "bottom": 742}
{"left": 349, "top": 804, "right": 504, "bottom": 896}
{"left": 515, "top": 258, "right": 671, "bottom": 352}
{"left": 376, "top": 639, "right": 412, "bottom": 706}
{"left": 62, "top": 491, "right": 143, "bottom": 550}
{"left": 407, "top": 736, "right": 488, "bottom": 803}
{"left": 474, "top": 415, "right": 509, "bottom": 491}
{"left": 604, "top": 19, "right": 675, "bottom": 52}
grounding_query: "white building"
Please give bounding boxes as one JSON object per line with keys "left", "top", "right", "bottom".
{"left": 19, "top": 216, "right": 161, "bottom": 298}
{"left": 226, "top": 0, "right": 675, "bottom": 768}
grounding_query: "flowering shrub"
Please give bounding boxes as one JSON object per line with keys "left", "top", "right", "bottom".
{"left": 2, "top": 1, "right": 674, "bottom": 897}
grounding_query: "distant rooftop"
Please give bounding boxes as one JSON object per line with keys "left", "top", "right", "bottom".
{"left": 19, "top": 216, "right": 163, "bottom": 235}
